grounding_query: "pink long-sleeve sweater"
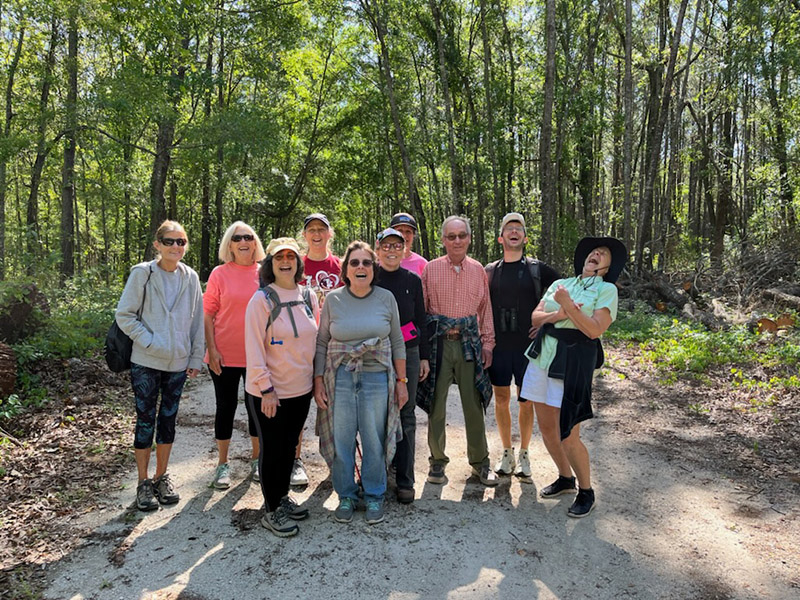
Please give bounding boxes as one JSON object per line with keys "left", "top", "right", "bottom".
{"left": 244, "top": 284, "right": 319, "bottom": 399}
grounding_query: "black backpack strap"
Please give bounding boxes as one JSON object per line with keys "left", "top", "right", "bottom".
{"left": 525, "top": 257, "right": 542, "bottom": 302}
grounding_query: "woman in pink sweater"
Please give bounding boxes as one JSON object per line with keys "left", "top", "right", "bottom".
{"left": 245, "top": 238, "right": 319, "bottom": 537}
{"left": 204, "top": 221, "right": 266, "bottom": 489}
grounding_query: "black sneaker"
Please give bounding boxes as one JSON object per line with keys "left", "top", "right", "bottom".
{"left": 568, "top": 488, "right": 596, "bottom": 518}
{"left": 427, "top": 463, "right": 446, "bottom": 484}
{"left": 153, "top": 473, "right": 180, "bottom": 505}
{"left": 539, "top": 475, "right": 577, "bottom": 498}
{"left": 280, "top": 495, "right": 309, "bottom": 521}
{"left": 261, "top": 506, "right": 299, "bottom": 537}
{"left": 136, "top": 479, "right": 159, "bottom": 512}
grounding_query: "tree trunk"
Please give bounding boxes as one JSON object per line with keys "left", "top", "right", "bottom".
{"left": 60, "top": 7, "right": 78, "bottom": 282}
{"left": 539, "top": 0, "right": 556, "bottom": 263}
{"left": 0, "top": 25, "right": 24, "bottom": 281}
{"left": 480, "top": 0, "right": 500, "bottom": 219}
{"left": 622, "top": 0, "right": 633, "bottom": 248}
{"left": 200, "top": 37, "right": 213, "bottom": 280}
{"left": 26, "top": 15, "right": 59, "bottom": 268}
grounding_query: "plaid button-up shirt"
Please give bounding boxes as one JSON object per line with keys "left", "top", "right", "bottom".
{"left": 422, "top": 255, "right": 495, "bottom": 351}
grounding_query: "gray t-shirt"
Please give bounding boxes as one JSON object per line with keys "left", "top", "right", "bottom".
{"left": 314, "top": 286, "right": 406, "bottom": 375}
{"left": 157, "top": 264, "right": 181, "bottom": 312}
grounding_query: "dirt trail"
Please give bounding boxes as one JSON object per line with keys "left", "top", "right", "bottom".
{"left": 42, "top": 358, "right": 799, "bottom": 599}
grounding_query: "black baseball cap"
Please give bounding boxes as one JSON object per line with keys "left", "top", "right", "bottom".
{"left": 389, "top": 212, "right": 417, "bottom": 231}
{"left": 303, "top": 213, "right": 331, "bottom": 229}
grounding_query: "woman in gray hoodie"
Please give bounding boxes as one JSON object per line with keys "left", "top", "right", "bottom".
{"left": 115, "top": 220, "right": 205, "bottom": 511}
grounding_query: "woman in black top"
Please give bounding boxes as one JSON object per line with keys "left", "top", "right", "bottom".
{"left": 374, "top": 228, "right": 430, "bottom": 504}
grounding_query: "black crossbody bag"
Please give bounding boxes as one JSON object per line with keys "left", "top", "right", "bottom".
{"left": 105, "top": 266, "right": 153, "bottom": 372}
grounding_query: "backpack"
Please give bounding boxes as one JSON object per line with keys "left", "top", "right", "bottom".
{"left": 105, "top": 265, "right": 153, "bottom": 372}
{"left": 260, "top": 285, "right": 314, "bottom": 338}
{"left": 486, "top": 257, "right": 542, "bottom": 302}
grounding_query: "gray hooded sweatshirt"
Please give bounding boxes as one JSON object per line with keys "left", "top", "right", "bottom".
{"left": 115, "top": 260, "right": 205, "bottom": 372}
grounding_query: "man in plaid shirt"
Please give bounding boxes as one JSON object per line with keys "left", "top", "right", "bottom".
{"left": 420, "top": 216, "right": 498, "bottom": 487}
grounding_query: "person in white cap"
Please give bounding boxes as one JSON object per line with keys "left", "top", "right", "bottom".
{"left": 484, "top": 213, "right": 559, "bottom": 479}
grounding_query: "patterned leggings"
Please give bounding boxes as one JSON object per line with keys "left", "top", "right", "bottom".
{"left": 131, "top": 363, "right": 188, "bottom": 449}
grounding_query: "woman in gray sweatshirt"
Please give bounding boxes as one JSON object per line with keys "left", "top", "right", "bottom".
{"left": 115, "top": 220, "right": 205, "bottom": 511}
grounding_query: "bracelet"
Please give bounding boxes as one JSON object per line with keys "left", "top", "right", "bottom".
{"left": 396, "top": 377, "right": 408, "bottom": 383}
{"left": 261, "top": 386, "right": 274, "bottom": 395}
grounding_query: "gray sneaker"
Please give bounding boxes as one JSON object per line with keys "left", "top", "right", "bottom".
{"left": 290, "top": 458, "right": 309, "bottom": 486}
{"left": 153, "top": 473, "right": 180, "bottom": 505}
{"left": 250, "top": 459, "right": 260, "bottom": 483}
{"left": 427, "top": 463, "right": 446, "bottom": 484}
{"left": 261, "top": 506, "right": 299, "bottom": 538}
{"left": 334, "top": 497, "right": 355, "bottom": 523}
{"left": 136, "top": 479, "right": 159, "bottom": 512}
{"left": 472, "top": 464, "right": 499, "bottom": 487}
{"left": 365, "top": 500, "right": 385, "bottom": 525}
{"left": 212, "top": 463, "right": 231, "bottom": 489}
{"left": 280, "top": 495, "right": 309, "bottom": 521}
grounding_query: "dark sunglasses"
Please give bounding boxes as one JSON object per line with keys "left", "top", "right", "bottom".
{"left": 159, "top": 237, "right": 187, "bottom": 246}
{"left": 444, "top": 232, "right": 469, "bottom": 241}
{"left": 348, "top": 258, "right": 374, "bottom": 268}
{"left": 231, "top": 234, "right": 255, "bottom": 242}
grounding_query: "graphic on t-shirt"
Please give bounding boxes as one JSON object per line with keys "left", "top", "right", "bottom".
{"left": 306, "top": 270, "right": 340, "bottom": 291}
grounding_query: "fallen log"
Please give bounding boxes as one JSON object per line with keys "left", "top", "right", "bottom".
{"left": 0, "top": 342, "right": 15, "bottom": 397}
{"left": 764, "top": 288, "right": 800, "bottom": 311}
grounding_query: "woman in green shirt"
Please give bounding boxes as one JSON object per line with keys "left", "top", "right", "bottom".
{"left": 521, "top": 237, "right": 627, "bottom": 518}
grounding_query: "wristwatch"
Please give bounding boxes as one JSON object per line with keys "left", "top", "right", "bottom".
{"left": 261, "top": 386, "right": 274, "bottom": 395}
{"left": 396, "top": 377, "right": 408, "bottom": 383}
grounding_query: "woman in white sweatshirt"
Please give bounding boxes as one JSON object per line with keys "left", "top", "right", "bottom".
{"left": 115, "top": 220, "right": 205, "bottom": 512}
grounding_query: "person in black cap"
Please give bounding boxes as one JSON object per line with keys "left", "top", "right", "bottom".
{"left": 519, "top": 236, "right": 627, "bottom": 518}
{"left": 389, "top": 212, "right": 428, "bottom": 276}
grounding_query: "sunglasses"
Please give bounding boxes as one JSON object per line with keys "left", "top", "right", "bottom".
{"left": 348, "top": 258, "right": 374, "bottom": 268}
{"left": 231, "top": 234, "right": 255, "bottom": 242}
{"left": 379, "top": 242, "right": 404, "bottom": 251}
{"left": 159, "top": 237, "right": 187, "bottom": 247}
{"left": 444, "top": 232, "right": 469, "bottom": 241}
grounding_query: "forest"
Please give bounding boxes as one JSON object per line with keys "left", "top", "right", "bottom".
{"left": 0, "top": 0, "right": 797, "bottom": 284}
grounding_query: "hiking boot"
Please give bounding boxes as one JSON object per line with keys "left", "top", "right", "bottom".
{"left": 568, "top": 488, "right": 596, "bottom": 518}
{"left": 494, "top": 448, "right": 516, "bottom": 475}
{"left": 472, "top": 464, "right": 499, "bottom": 487}
{"left": 334, "top": 497, "right": 355, "bottom": 523}
{"left": 261, "top": 506, "right": 299, "bottom": 538}
{"left": 280, "top": 495, "right": 309, "bottom": 521}
{"left": 365, "top": 500, "right": 385, "bottom": 524}
{"left": 136, "top": 479, "right": 159, "bottom": 512}
{"left": 290, "top": 458, "right": 309, "bottom": 486}
{"left": 396, "top": 488, "right": 415, "bottom": 504}
{"left": 153, "top": 473, "right": 180, "bottom": 505}
{"left": 540, "top": 475, "right": 577, "bottom": 498}
{"left": 250, "top": 459, "right": 260, "bottom": 483}
{"left": 212, "top": 463, "right": 231, "bottom": 489}
{"left": 426, "top": 463, "right": 446, "bottom": 484}
{"left": 515, "top": 449, "right": 532, "bottom": 479}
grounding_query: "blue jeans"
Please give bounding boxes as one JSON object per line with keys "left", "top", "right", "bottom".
{"left": 332, "top": 366, "right": 389, "bottom": 503}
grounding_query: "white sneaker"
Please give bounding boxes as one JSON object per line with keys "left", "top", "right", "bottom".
{"left": 494, "top": 448, "right": 516, "bottom": 475}
{"left": 290, "top": 458, "right": 309, "bottom": 486}
{"left": 212, "top": 463, "right": 231, "bottom": 489}
{"left": 516, "top": 448, "right": 532, "bottom": 479}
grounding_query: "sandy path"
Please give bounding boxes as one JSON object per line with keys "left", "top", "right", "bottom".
{"left": 43, "top": 361, "right": 799, "bottom": 599}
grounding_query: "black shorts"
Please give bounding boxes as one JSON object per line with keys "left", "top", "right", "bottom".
{"left": 487, "top": 347, "right": 529, "bottom": 399}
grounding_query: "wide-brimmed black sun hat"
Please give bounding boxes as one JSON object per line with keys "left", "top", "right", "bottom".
{"left": 573, "top": 237, "right": 628, "bottom": 283}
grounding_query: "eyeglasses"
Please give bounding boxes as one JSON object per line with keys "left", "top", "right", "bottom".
{"left": 379, "top": 242, "right": 404, "bottom": 251}
{"left": 503, "top": 226, "right": 524, "bottom": 234}
{"left": 231, "top": 234, "right": 254, "bottom": 242}
{"left": 444, "top": 233, "right": 469, "bottom": 241}
{"left": 159, "top": 237, "right": 187, "bottom": 247}
{"left": 348, "top": 258, "right": 374, "bottom": 268}
{"left": 306, "top": 227, "right": 328, "bottom": 235}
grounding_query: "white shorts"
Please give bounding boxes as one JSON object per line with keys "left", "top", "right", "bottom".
{"left": 520, "top": 362, "right": 564, "bottom": 408}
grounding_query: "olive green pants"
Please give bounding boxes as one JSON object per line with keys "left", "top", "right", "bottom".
{"left": 427, "top": 339, "right": 489, "bottom": 470}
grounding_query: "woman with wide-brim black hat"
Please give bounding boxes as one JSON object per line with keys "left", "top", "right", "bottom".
{"left": 519, "top": 236, "right": 627, "bottom": 517}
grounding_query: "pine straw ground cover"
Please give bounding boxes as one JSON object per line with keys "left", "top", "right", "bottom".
{"left": 0, "top": 358, "right": 132, "bottom": 598}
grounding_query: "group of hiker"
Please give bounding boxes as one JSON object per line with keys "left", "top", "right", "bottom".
{"left": 114, "top": 210, "right": 627, "bottom": 538}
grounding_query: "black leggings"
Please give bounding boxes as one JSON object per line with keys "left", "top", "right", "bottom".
{"left": 210, "top": 366, "right": 258, "bottom": 439}
{"left": 247, "top": 391, "right": 312, "bottom": 512}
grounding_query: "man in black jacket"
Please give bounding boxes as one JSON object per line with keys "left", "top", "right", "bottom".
{"left": 485, "top": 213, "right": 559, "bottom": 479}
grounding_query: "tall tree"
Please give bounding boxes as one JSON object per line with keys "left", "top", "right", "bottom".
{"left": 60, "top": 3, "right": 78, "bottom": 280}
